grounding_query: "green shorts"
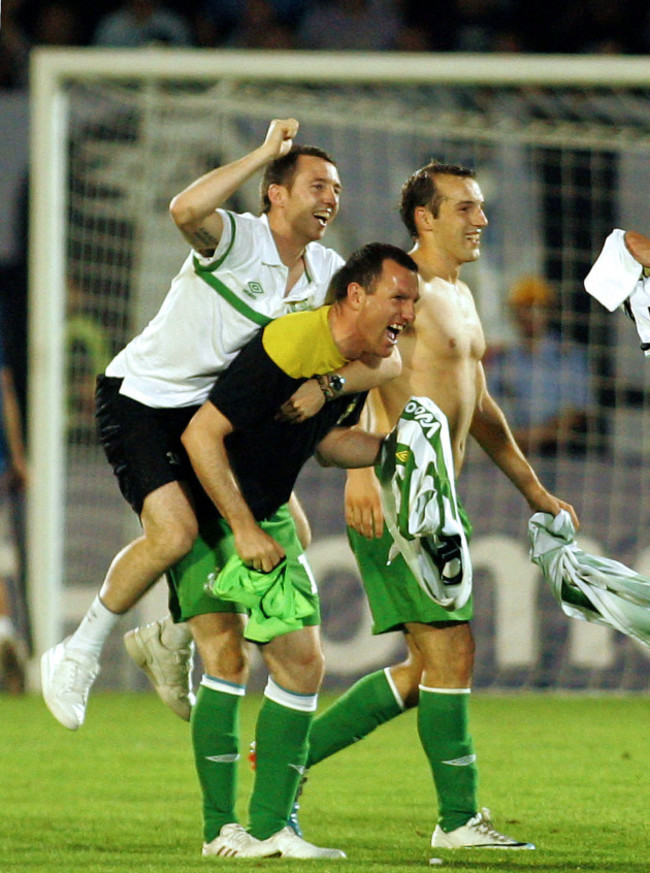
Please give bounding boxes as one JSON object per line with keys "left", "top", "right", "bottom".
{"left": 348, "top": 524, "right": 473, "bottom": 634}
{"left": 167, "top": 503, "right": 321, "bottom": 632}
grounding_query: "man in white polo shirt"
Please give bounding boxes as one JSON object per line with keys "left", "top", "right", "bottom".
{"left": 41, "top": 118, "right": 398, "bottom": 731}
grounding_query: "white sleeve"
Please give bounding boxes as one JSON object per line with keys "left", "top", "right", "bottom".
{"left": 584, "top": 228, "right": 642, "bottom": 312}
{"left": 193, "top": 210, "right": 256, "bottom": 270}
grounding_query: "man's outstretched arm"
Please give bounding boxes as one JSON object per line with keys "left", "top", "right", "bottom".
{"left": 315, "top": 426, "right": 386, "bottom": 470}
{"left": 169, "top": 118, "right": 299, "bottom": 256}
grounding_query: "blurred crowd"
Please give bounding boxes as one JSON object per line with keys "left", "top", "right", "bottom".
{"left": 2, "top": 0, "right": 650, "bottom": 89}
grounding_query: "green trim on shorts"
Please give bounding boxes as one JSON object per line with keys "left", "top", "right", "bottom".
{"left": 349, "top": 524, "right": 473, "bottom": 634}
{"left": 167, "top": 504, "right": 321, "bottom": 636}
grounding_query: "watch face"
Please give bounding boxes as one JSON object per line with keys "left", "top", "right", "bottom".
{"left": 330, "top": 374, "right": 345, "bottom": 393}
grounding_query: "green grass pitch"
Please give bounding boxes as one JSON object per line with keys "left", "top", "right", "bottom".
{"left": 1, "top": 691, "right": 648, "bottom": 872}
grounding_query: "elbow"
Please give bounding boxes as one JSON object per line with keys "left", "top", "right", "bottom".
{"left": 169, "top": 195, "right": 185, "bottom": 229}
{"left": 169, "top": 193, "right": 195, "bottom": 231}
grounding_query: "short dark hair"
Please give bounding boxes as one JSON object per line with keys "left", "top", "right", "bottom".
{"left": 327, "top": 242, "right": 418, "bottom": 303}
{"left": 400, "top": 162, "right": 476, "bottom": 239}
{"left": 260, "top": 145, "right": 337, "bottom": 214}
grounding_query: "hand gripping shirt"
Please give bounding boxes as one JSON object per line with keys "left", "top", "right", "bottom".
{"left": 105, "top": 210, "right": 344, "bottom": 408}
{"left": 528, "top": 510, "right": 650, "bottom": 649}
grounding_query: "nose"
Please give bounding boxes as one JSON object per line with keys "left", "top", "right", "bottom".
{"left": 323, "top": 186, "right": 338, "bottom": 207}
{"left": 475, "top": 207, "right": 488, "bottom": 227}
{"left": 403, "top": 299, "right": 416, "bottom": 323}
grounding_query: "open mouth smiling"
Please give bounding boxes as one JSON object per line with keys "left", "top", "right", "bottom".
{"left": 313, "top": 211, "right": 330, "bottom": 227}
{"left": 387, "top": 323, "right": 405, "bottom": 344}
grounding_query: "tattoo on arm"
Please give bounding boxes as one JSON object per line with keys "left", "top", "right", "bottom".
{"left": 189, "top": 226, "right": 219, "bottom": 252}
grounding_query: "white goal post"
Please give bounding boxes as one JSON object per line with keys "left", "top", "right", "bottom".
{"left": 28, "top": 49, "right": 650, "bottom": 690}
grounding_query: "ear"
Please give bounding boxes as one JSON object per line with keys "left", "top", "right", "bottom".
{"left": 414, "top": 205, "right": 434, "bottom": 232}
{"left": 267, "top": 183, "right": 287, "bottom": 207}
{"left": 346, "top": 281, "right": 365, "bottom": 309}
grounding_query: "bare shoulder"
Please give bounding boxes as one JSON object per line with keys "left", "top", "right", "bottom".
{"left": 416, "top": 275, "right": 479, "bottom": 319}
{"left": 416, "top": 274, "right": 451, "bottom": 306}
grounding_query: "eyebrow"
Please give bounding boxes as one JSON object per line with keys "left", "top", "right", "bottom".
{"left": 311, "top": 175, "right": 342, "bottom": 190}
{"left": 448, "top": 197, "right": 483, "bottom": 207}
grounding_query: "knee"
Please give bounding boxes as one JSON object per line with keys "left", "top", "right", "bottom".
{"left": 296, "top": 646, "right": 325, "bottom": 687}
{"left": 200, "top": 632, "right": 250, "bottom": 685}
{"left": 442, "top": 625, "right": 474, "bottom": 685}
{"left": 268, "top": 645, "right": 325, "bottom": 694}
{"left": 150, "top": 515, "right": 198, "bottom": 564}
{"left": 217, "top": 635, "right": 249, "bottom": 681}
{"left": 454, "top": 626, "right": 475, "bottom": 664}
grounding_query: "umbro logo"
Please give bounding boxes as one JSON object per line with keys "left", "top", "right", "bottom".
{"left": 244, "top": 281, "right": 264, "bottom": 298}
{"left": 395, "top": 449, "right": 410, "bottom": 463}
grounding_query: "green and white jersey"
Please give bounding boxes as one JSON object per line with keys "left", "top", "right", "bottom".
{"left": 105, "top": 210, "right": 344, "bottom": 408}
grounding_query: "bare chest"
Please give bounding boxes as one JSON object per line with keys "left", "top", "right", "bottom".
{"left": 403, "top": 292, "right": 486, "bottom": 367}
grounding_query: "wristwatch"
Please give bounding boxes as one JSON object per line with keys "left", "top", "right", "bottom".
{"left": 327, "top": 373, "right": 346, "bottom": 396}
{"left": 316, "top": 372, "right": 346, "bottom": 401}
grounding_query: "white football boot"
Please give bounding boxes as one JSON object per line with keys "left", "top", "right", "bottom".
{"left": 41, "top": 638, "right": 99, "bottom": 730}
{"left": 260, "top": 826, "right": 346, "bottom": 859}
{"left": 432, "top": 808, "right": 535, "bottom": 850}
{"left": 202, "top": 823, "right": 280, "bottom": 858}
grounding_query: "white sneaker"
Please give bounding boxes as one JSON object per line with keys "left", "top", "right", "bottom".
{"left": 41, "top": 638, "right": 99, "bottom": 730}
{"left": 202, "top": 823, "right": 281, "bottom": 858}
{"left": 124, "top": 618, "right": 195, "bottom": 721}
{"left": 260, "top": 826, "right": 346, "bottom": 859}
{"left": 431, "top": 808, "right": 535, "bottom": 850}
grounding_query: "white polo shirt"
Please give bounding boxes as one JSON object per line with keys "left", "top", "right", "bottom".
{"left": 106, "top": 211, "right": 344, "bottom": 408}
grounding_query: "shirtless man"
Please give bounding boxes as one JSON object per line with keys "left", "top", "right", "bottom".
{"left": 298, "top": 162, "right": 578, "bottom": 852}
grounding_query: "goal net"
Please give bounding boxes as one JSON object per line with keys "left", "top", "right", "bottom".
{"left": 29, "top": 49, "right": 650, "bottom": 691}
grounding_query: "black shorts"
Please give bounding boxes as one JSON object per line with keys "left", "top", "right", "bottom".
{"left": 95, "top": 375, "right": 204, "bottom": 516}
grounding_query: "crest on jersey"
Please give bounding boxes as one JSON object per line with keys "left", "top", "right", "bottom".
{"left": 244, "top": 281, "right": 264, "bottom": 298}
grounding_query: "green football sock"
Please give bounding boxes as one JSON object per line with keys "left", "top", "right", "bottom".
{"left": 417, "top": 686, "right": 478, "bottom": 832}
{"left": 248, "top": 686, "right": 315, "bottom": 840}
{"left": 191, "top": 677, "right": 244, "bottom": 843}
{"left": 307, "top": 668, "right": 405, "bottom": 767}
